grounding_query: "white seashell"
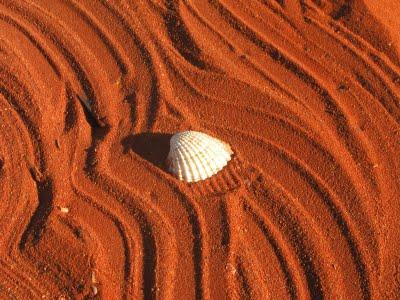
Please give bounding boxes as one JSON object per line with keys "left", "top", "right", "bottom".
{"left": 166, "top": 131, "right": 233, "bottom": 182}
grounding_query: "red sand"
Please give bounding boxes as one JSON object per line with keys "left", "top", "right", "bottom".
{"left": 0, "top": 0, "right": 400, "bottom": 299}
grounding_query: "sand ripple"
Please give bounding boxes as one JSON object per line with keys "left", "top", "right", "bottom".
{"left": 0, "top": 0, "right": 399, "bottom": 298}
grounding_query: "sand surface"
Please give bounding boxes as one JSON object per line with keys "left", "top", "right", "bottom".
{"left": 1, "top": 0, "right": 400, "bottom": 299}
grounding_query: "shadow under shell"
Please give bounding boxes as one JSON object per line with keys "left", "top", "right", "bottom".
{"left": 122, "top": 132, "right": 172, "bottom": 170}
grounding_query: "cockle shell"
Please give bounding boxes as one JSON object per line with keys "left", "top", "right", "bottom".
{"left": 166, "top": 131, "right": 233, "bottom": 182}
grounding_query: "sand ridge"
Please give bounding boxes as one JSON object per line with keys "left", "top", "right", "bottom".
{"left": 0, "top": 0, "right": 399, "bottom": 299}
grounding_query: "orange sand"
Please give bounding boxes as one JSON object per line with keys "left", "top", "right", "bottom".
{"left": 0, "top": 0, "right": 399, "bottom": 299}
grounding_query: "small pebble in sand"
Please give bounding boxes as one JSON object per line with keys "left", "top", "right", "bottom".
{"left": 58, "top": 206, "right": 69, "bottom": 213}
{"left": 91, "top": 286, "right": 98, "bottom": 296}
{"left": 91, "top": 271, "right": 97, "bottom": 284}
{"left": 226, "top": 263, "right": 237, "bottom": 275}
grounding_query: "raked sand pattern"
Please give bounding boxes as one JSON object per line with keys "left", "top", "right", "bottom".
{"left": 0, "top": 0, "right": 400, "bottom": 299}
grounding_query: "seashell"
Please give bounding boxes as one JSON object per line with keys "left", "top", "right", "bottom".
{"left": 166, "top": 131, "right": 233, "bottom": 182}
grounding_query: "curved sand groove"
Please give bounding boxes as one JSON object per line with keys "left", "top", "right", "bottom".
{"left": 0, "top": 0, "right": 400, "bottom": 299}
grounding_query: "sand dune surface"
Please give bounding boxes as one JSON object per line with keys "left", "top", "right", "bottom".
{"left": 0, "top": 0, "right": 400, "bottom": 299}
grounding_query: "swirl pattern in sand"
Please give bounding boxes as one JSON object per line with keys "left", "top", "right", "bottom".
{"left": 0, "top": 0, "right": 399, "bottom": 299}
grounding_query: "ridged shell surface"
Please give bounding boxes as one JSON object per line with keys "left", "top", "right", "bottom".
{"left": 167, "top": 131, "right": 233, "bottom": 182}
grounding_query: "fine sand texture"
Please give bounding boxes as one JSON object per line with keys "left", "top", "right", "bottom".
{"left": 1, "top": 0, "right": 400, "bottom": 299}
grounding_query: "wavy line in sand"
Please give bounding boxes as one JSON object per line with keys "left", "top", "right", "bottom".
{"left": 0, "top": 0, "right": 399, "bottom": 298}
